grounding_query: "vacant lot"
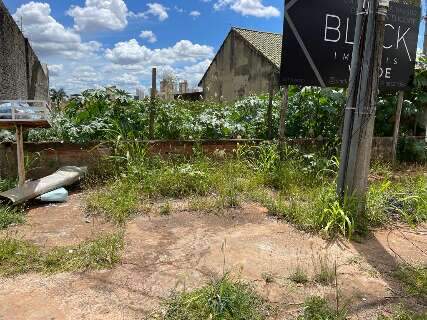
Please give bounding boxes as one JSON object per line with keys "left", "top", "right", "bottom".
{"left": 0, "top": 190, "right": 426, "bottom": 319}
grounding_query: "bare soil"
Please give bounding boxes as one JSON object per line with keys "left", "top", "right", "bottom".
{"left": 0, "top": 193, "right": 426, "bottom": 320}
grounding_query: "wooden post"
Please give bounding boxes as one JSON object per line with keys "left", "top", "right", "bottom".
{"left": 391, "top": 91, "right": 404, "bottom": 164}
{"left": 149, "top": 67, "right": 157, "bottom": 139}
{"left": 267, "top": 76, "right": 274, "bottom": 140}
{"left": 278, "top": 85, "right": 289, "bottom": 158}
{"left": 16, "top": 125, "right": 25, "bottom": 186}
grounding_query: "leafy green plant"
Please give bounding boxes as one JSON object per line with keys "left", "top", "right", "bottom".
{"left": 160, "top": 275, "right": 269, "bottom": 320}
{"left": 320, "top": 200, "right": 355, "bottom": 238}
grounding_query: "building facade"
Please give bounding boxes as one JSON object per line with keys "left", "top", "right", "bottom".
{"left": 199, "top": 27, "right": 282, "bottom": 102}
{"left": 0, "top": 0, "right": 49, "bottom": 101}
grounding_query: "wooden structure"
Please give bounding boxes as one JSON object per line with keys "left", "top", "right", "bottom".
{"left": 0, "top": 100, "right": 50, "bottom": 186}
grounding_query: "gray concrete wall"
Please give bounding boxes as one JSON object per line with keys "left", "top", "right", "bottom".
{"left": 201, "top": 31, "right": 279, "bottom": 102}
{"left": 0, "top": 1, "right": 49, "bottom": 101}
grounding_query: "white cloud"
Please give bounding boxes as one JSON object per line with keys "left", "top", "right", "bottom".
{"left": 13, "top": 2, "right": 101, "bottom": 59}
{"left": 214, "top": 0, "right": 280, "bottom": 18}
{"left": 67, "top": 0, "right": 129, "bottom": 32}
{"left": 105, "top": 39, "right": 214, "bottom": 66}
{"left": 190, "top": 10, "right": 201, "bottom": 17}
{"left": 140, "top": 30, "right": 157, "bottom": 43}
{"left": 48, "top": 64, "right": 63, "bottom": 77}
{"left": 145, "top": 3, "right": 168, "bottom": 21}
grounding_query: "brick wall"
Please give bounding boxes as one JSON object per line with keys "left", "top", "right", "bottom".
{"left": 0, "top": 1, "right": 49, "bottom": 101}
{"left": 0, "top": 138, "right": 418, "bottom": 180}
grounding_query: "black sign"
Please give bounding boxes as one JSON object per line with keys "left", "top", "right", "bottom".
{"left": 279, "top": 0, "right": 421, "bottom": 91}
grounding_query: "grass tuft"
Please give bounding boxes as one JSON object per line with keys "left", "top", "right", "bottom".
{"left": 159, "top": 274, "right": 269, "bottom": 320}
{"left": 313, "top": 254, "right": 336, "bottom": 286}
{"left": 0, "top": 233, "right": 124, "bottom": 276}
{"left": 394, "top": 265, "right": 427, "bottom": 300}
{"left": 298, "top": 296, "right": 346, "bottom": 320}
{"left": 85, "top": 178, "right": 142, "bottom": 225}
{"left": 289, "top": 266, "right": 309, "bottom": 285}
{"left": 0, "top": 205, "right": 25, "bottom": 229}
{"left": 378, "top": 307, "right": 427, "bottom": 320}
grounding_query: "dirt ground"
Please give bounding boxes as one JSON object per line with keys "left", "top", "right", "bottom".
{"left": 0, "top": 192, "right": 426, "bottom": 320}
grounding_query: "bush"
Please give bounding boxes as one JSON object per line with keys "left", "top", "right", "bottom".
{"left": 398, "top": 137, "right": 426, "bottom": 163}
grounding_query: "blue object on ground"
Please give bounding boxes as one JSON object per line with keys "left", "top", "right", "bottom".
{"left": 37, "top": 188, "right": 69, "bottom": 203}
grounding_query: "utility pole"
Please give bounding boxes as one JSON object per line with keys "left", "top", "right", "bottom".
{"left": 337, "top": 0, "right": 390, "bottom": 210}
{"left": 149, "top": 67, "right": 157, "bottom": 140}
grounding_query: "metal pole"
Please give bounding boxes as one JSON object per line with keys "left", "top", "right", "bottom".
{"left": 149, "top": 67, "right": 157, "bottom": 140}
{"left": 391, "top": 91, "right": 404, "bottom": 164}
{"left": 337, "top": 0, "right": 367, "bottom": 199}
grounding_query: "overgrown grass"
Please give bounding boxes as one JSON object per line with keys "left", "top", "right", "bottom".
{"left": 0, "top": 178, "right": 16, "bottom": 192}
{"left": 0, "top": 233, "right": 124, "bottom": 276}
{"left": 0, "top": 205, "right": 25, "bottom": 229}
{"left": 378, "top": 307, "right": 427, "bottom": 320}
{"left": 85, "top": 179, "right": 142, "bottom": 225}
{"left": 394, "top": 265, "right": 427, "bottom": 300}
{"left": 367, "top": 175, "right": 427, "bottom": 226}
{"left": 84, "top": 142, "right": 426, "bottom": 237}
{"left": 157, "top": 275, "right": 269, "bottom": 320}
{"left": 297, "top": 296, "right": 346, "bottom": 320}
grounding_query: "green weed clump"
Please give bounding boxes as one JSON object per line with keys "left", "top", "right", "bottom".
{"left": 394, "top": 265, "right": 427, "bottom": 300}
{"left": 298, "top": 296, "right": 346, "bottom": 320}
{"left": 160, "top": 275, "right": 269, "bottom": 320}
{"left": 85, "top": 178, "right": 142, "bottom": 225}
{"left": 0, "top": 205, "right": 25, "bottom": 229}
{"left": 367, "top": 175, "right": 427, "bottom": 226}
{"left": 0, "top": 178, "right": 16, "bottom": 192}
{"left": 0, "top": 233, "right": 124, "bottom": 276}
{"left": 378, "top": 307, "right": 427, "bottom": 320}
{"left": 289, "top": 266, "right": 309, "bottom": 284}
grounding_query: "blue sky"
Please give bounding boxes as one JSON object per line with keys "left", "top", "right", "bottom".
{"left": 3, "top": 0, "right": 426, "bottom": 94}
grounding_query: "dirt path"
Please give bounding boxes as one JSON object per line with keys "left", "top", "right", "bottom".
{"left": 0, "top": 194, "right": 426, "bottom": 319}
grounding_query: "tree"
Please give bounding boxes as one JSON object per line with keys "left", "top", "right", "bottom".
{"left": 50, "top": 88, "right": 67, "bottom": 109}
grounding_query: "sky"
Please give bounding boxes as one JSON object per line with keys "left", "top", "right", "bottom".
{"left": 3, "top": 0, "right": 427, "bottom": 95}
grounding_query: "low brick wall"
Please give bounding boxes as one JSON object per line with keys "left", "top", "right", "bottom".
{"left": 0, "top": 138, "right": 422, "bottom": 179}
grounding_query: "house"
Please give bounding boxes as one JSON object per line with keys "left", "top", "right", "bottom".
{"left": 199, "top": 27, "right": 282, "bottom": 102}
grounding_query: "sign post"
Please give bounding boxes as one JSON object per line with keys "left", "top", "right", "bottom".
{"left": 279, "top": 0, "right": 421, "bottom": 210}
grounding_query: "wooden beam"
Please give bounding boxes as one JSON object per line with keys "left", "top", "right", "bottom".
{"left": 16, "top": 125, "right": 26, "bottom": 186}
{"left": 392, "top": 91, "right": 404, "bottom": 164}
